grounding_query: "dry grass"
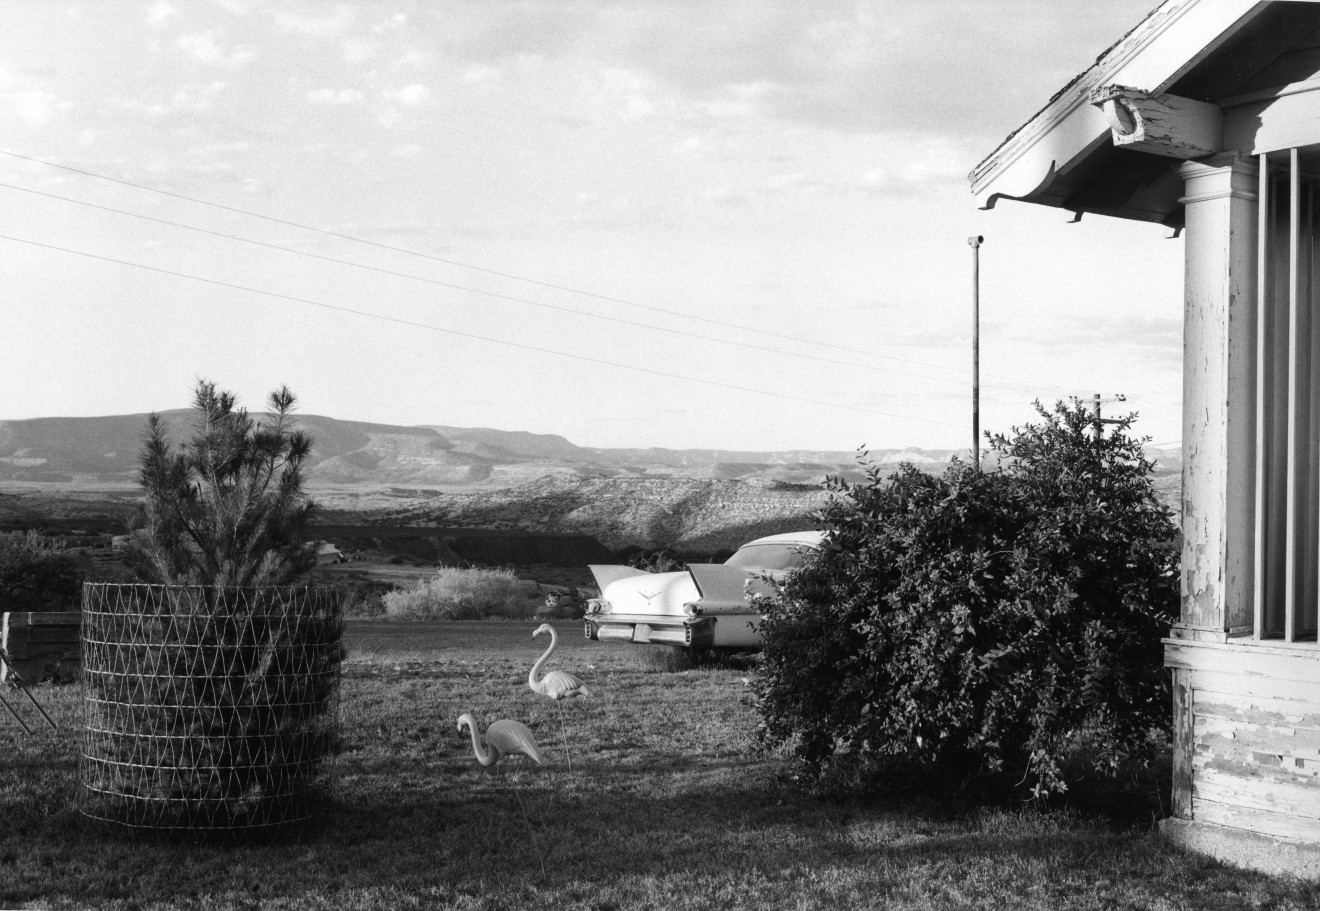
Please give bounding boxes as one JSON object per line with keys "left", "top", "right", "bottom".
{"left": 381, "top": 567, "right": 536, "bottom": 620}
{"left": 3, "top": 622, "right": 1320, "bottom": 909}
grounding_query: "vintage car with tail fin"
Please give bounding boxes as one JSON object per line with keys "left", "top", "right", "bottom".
{"left": 584, "top": 530, "right": 824, "bottom": 651}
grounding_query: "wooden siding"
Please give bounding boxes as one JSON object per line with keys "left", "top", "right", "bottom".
{"left": 1167, "top": 638, "right": 1320, "bottom": 841}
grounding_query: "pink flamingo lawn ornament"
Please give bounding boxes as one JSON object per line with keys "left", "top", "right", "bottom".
{"left": 529, "top": 623, "right": 591, "bottom": 700}
{"left": 457, "top": 713, "right": 548, "bottom": 877}
{"left": 529, "top": 623, "right": 590, "bottom": 771}
{"left": 456, "top": 714, "right": 543, "bottom": 768}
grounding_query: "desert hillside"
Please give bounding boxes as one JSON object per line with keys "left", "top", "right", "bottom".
{"left": 0, "top": 410, "right": 1181, "bottom": 555}
{"left": 0, "top": 410, "right": 959, "bottom": 489}
{"left": 348, "top": 475, "right": 831, "bottom": 552}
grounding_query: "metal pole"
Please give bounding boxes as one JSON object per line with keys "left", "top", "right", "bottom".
{"left": 968, "top": 235, "right": 984, "bottom": 470}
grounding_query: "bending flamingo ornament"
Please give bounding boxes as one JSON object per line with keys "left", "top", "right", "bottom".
{"left": 457, "top": 713, "right": 543, "bottom": 767}
{"left": 529, "top": 623, "right": 591, "bottom": 699}
{"left": 457, "top": 713, "right": 547, "bottom": 874}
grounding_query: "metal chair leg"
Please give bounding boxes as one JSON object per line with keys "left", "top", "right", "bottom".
{"left": 0, "top": 650, "right": 58, "bottom": 733}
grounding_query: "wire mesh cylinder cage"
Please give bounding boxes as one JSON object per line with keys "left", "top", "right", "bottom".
{"left": 79, "top": 583, "right": 345, "bottom": 836}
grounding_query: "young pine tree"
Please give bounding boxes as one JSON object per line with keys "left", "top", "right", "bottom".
{"left": 126, "top": 380, "right": 318, "bottom": 587}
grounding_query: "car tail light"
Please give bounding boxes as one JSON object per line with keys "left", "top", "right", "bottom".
{"left": 586, "top": 598, "right": 610, "bottom": 616}
{"left": 682, "top": 601, "right": 703, "bottom": 617}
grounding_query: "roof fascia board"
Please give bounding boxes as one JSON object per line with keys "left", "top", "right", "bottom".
{"left": 970, "top": 0, "right": 1268, "bottom": 210}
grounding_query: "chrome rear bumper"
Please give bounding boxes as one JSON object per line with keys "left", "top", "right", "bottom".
{"left": 584, "top": 614, "right": 716, "bottom": 648}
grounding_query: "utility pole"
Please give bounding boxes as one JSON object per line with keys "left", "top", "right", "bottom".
{"left": 1090, "top": 393, "right": 1127, "bottom": 439}
{"left": 968, "top": 235, "right": 984, "bottom": 470}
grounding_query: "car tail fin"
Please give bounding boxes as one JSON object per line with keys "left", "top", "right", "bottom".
{"left": 588, "top": 564, "right": 647, "bottom": 591}
{"left": 686, "top": 564, "right": 775, "bottom": 603}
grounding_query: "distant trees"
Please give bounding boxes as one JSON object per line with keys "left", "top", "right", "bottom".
{"left": 0, "top": 531, "right": 88, "bottom": 611}
{"left": 754, "top": 400, "right": 1180, "bottom": 798}
{"left": 125, "top": 380, "right": 318, "bottom": 587}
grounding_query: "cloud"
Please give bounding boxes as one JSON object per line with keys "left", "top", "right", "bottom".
{"left": 109, "top": 81, "right": 228, "bottom": 125}
{"left": 386, "top": 84, "right": 431, "bottom": 106}
{"left": 375, "top": 84, "right": 430, "bottom": 126}
{"left": 308, "top": 87, "right": 364, "bottom": 105}
{"left": 188, "top": 140, "right": 251, "bottom": 156}
{"left": 137, "top": 156, "right": 266, "bottom": 195}
{"left": 431, "top": 4, "right": 589, "bottom": 63}
{"left": 694, "top": 134, "right": 968, "bottom": 206}
{"left": 620, "top": 93, "right": 653, "bottom": 119}
{"left": 1057, "top": 315, "right": 1183, "bottom": 351}
{"left": 145, "top": 1, "right": 177, "bottom": 27}
{"left": 341, "top": 38, "right": 376, "bottom": 65}
{"left": 673, "top": 135, "right": 701, "bottom": 155}
{"left": 373, "top": 13, "right": 407, "bottom": 34}
{"left": 206, "top": 0, "right": 257, "bottom": 13}
{"left": 566, "top": 66, "right": 674, "bottom": 125}
{"left": 176, "top": 31, "right": 255, "bottom": 67}
{"left": 426, "top": 0, "right": 1152, "bottom": 143}
{"left": 764, "top": 172, "right": 808, "bottom": 191}
{"left": 395, "top": 49, "right": 428, "bottom": 69}
{"left": 704, "top": 187, "right": 751, "bottom": 208}
{"left": 10, "top": 89, "right": 65, "bottom": 126}
{"left": 461, "top": 65, "right": 501, "bottom": 84}
{"left": 272, "top": 7, "right": 355, "bottom": 37}
{"left": 857, "top": 139, "right": 969, "bottom": 196}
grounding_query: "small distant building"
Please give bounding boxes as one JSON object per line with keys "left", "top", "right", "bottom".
{"left": 315, "top": 542, "right": 345, "bottom": 565}
{"left": 110, "top": 535, "right": 130, "bottom": 553}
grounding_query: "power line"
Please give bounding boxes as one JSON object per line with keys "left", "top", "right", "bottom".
{"left": 0, "top": 148, "right": 1077, "bottom": 394}
{"left": 0, "top": 232, "right": 968, "bottom": 430}
{"left": 0, "top": 180, "right": 1051, "bottom": 399}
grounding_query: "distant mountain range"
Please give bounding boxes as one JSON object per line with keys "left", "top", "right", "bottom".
{"left": 0, "top": 410, "right": 973, "bottom": 489}
{"left": 0, "top": 411, "right": 1183, "bottom": 551}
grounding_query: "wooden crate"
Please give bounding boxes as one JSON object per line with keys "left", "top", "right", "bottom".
{"left": 1, "top": 612, "right": 82, "bottom": 683}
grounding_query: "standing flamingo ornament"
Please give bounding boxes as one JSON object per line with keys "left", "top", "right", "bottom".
{"left": 529, "top": 623, "right": 590, "bottom": 772}
{"left": 528, "top": 623, "right": 591, "bottom": 700}
{"left": 456, "top": 713, "right": 544, "bottom": 767}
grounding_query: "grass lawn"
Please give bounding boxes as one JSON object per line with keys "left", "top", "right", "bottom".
{"left": 3, "top": 621, "right": 1320, "bottom": 910}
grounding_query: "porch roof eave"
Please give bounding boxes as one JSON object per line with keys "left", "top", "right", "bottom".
{"left": 968, "top": 0, "right": 1266, "bottom": 220}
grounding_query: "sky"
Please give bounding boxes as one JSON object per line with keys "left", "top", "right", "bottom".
{"left": 0, "top": 0, "right": 1184, "bottom": 453}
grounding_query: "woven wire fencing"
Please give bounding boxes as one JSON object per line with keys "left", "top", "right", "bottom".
{"left": 80, "top": 583, "right": 345, "bottom": 836}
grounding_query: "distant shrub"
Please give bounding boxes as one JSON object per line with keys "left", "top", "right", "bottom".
{"left": 536, "top": 588, "right": 587, "bottom": 620}
{"left": 0, "top": 531, "right": 88, "bottom": 612}
{"left": 383, "top": 566, "right": 529, "bottom": 620}
{"left": 625, "top": 549, "right": 684, "bottom": 573}
{"left": 327, "top": 578, "right": 387, "bottom": 619}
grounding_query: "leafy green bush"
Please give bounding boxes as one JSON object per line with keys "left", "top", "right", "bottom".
{"left": 0, "top": 531, "right": 88, "bottom": 611}
{"left": 754, "top": 400, "right": 1179, "bottom": 798}
{"left": 383, "top": 566, "right": 529, "bottom": 620}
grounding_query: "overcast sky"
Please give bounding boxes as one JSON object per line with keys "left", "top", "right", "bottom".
{"left": 0, "top": 1, "right": 1182, "bottom": 453}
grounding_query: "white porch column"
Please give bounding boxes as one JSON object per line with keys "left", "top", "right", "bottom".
{"left": 1176, "top": 154, "right": 1259, "bottom": 641}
